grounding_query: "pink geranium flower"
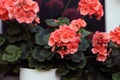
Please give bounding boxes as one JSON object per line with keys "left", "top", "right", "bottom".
{"left": 69, "top": 18, "right": 87, "bottom": 31}
{"left": 92, "top": 31, "right": 110, "bottom": 62}
{"left": 48, "top": 24, "right": 81, "bottom": 58}
{"left": 0, "top": 0, "right": 40, "bottom": 23}
{"left": 78, "top": 0, "right": 104, "bottom": 20}
{"left": 110, "top": 27, "right": 120, "bottom": 45}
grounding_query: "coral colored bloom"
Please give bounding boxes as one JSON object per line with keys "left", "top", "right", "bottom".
{"left": 0, "top": 0, "right": 40, "bottom": 23}
{"left": 48, "top": 37, "right": 55, "bottom": 46}
{"left": 48, "top": 25, "right": 80, "bottom": 58}
{"left": 69, "top": 18, "right": 87, "bottom": 31}
{"left": 110, "top": 27, "right": 120, "bottom": 45}
{"left": 67, "top": 43, "right": 79, "bottom": 54}
{"left": 78, "top": 0, "right": 104, "bottom": 20}
{"left": 35, "top": 17, "right": 40, "bottom": 23}
{"left": 97, "top": 54, "right": 107, "bottom": 62}
{"left": 92, "top": 31, "right": 110, "bottom": 62}
{"left": 61, "top": 30, "right": 76, "bottom": 43}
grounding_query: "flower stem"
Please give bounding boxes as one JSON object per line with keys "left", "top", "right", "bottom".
{"left": 62, "top": 0, "right": 71, "bottom": 14}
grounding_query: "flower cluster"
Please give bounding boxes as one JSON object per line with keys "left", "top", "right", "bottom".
{"left": 48, "top": 18, "right": 86, "bottom": 58}
{"left": 69, "top": 18, "right": 87, "bottom": 31}
{"left": 92, "top": 27, "right": 120, "bottom": 62}
{"left": 91, "top": 31, "right": 110, "bottom": 62}
{"left": 48, "top": 25, "right": 80, "bottom": 58}
{"left": 110, "top": 27, "right": 120, "bottom": 45}
{"left": 0, "top": 0, "right": 39, "bottom": 23}
{"left": 78, "top": 0, "right": 104, "bottom": 20}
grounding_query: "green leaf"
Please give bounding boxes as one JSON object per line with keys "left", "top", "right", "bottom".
{"left": 32, "top": 47, "right": 54, "bottom": 62}
{"left": 65, "top": 61, "right": 79, "bottom": 70}
{"left": 62, "top": 70, "right": 82, "bottom": 80}
{"left": 45, "top": 19, "right": 58, "bottom": 27}
{"left": 79, "top": 38, "right": 89, "bottom": 51}
{"left": 29, "top": 57, "right": 53, "bottom": 70}
{"left": 57, "top": 17, "right": 70, "bottom": 25}
{"left": 45, "top": 18, "right": 70, "bottom": 27}
{"left": 103, "top": 58, "right": 114, "bottom": 68}
{"left": 29, "top": 25, "right": 43, "bottom": 33}
{"left": 7, "top": 36, "right": 16, "bottom": 43}
{"left": 2, "top": 45, "right": 22, "bottom": 62}
{"left": 70, "top": 52, "right": 85, "bottom": 63}
{"left": 67, "top": 52, "right": 86, "bottom": 69}
{"left": 44, "top": 45, "right": 51, "bottom": 49}
{"left": 35, "top": 32, "right": 47, "bottom": 45}
{"left": 20, "top": 44, "right": 32, "bottom": 59}
{"left": 80, "top": 29, "right": 91, "bottom": 38}
{"left": 112, "top": 72, "right": 120, "bottom": 80}
{"left": 14, "top": 36, "right": 22, "bottom": 41}
{"left": 78, "top": 59, "right": 86, "bottom": 69}
{"left": 7, "top": 26, "right": 20, "bottom": 35}
{"left": 56, "top": 65, "right": 69, "bottom": 76}
{"left": 0, "top": 37, "right": 5, "bottom": 46}
{"left": 35, "top": 28, "right": 51, "bottom": 46}
{"left": 43, "top": 34, "right": 50, "bottom": 44}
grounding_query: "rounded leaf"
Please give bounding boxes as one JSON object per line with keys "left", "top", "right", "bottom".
{"left": 0, "top": 37, "right": 5, "bottom": 46}
{"left": 2, "top": 45, "right": 22, "bottom": 62}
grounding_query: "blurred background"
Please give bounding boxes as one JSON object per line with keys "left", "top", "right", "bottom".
{"left": 36, "top": 0, "right": 105, "bottom": 32}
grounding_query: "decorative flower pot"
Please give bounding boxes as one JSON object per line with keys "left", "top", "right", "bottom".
{"left": 20, "top": 68, "right": 60, "bottom": 80}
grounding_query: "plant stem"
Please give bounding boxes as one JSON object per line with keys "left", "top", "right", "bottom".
{"left": 62, "top": 0, "right": 71, "bottom": 15}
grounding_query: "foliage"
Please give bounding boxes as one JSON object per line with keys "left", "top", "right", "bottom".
{"left": 0, "top": 0, "right": 119, "bottom": 80}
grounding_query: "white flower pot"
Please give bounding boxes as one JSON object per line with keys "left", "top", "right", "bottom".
{"left": 20, "top": 68, "right": 60, "bottom": 80}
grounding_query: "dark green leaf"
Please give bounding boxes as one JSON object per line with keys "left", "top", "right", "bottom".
{"left": 80, "top": 29, "right": 91, "bottom": 38}
{"left": 29, "top": 57, "right": 53, "bottom": 70}
{"left": 62, "top": 70, "right": 82, "bottom": 80}
{"left": 112, "top": 72, "right": 120, "bottom": 80}
{"left": 35, "top": 28, "right": 51, "bottom": 46}
{"left": 43, "top": 34, "right": 50, "bottom": 44}
{"left": 35, "top": 33, "right": 47, "bottom": 45}
{"left": 103, "top": 58, "right": 114, "bottom": 68}
{"left": 57, "top": 17, "right": 70, "bottom": 25}
{"left": 79, "top": 38, "right": 89, "bottom": 51}
{"left": 78, "top": 59, "right": 86, "bottom": 69}
{"left": 0, "top": 37, "right": 5, "bottom": 46}
{"left": 56, "top": 65, "right": 69, "bottom": 76}
{"left": 45, "top": 19, "right": 58, "bottom": 27}
{"left": 7, "top": 26, "right": 20, "bottom": 35}
{"left": 45, "top": 18, "right": 70, "bottom": 27}
{"left": 70, "top": 52, "right": 85, "bottom": 63}
{"left": 14, "top": 36, "right": 22, "bottom": 41}
{"left": 44, "top": 45, "right": 51, "bottom": 49}
{"left": 65, "top": 61, "right": 79, "bottom": 70}
{"left": 32, "top": 47, "right": 54, "bottom": 62}
{"left": 2, "top": 45, "right": 22, "bottom": 62}
{"left": 20, "top": 44, "right": 32, "bottom": 59}
{"left": 30, "top": 25, "right": 43, "bottom": 33}
{"left": 7, "top": 36, "right": 16, "bottom": 43}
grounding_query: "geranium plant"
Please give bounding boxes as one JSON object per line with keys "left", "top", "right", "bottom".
{"left": 1, "top": 0, "right": 119, "bottom": 80}
{"left": 91, "top": 27, "right": 120, "bottom": 80}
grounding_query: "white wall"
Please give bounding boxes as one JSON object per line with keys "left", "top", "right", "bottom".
{"left": 105, "top": 0, "right": 120, "bottom": 32}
